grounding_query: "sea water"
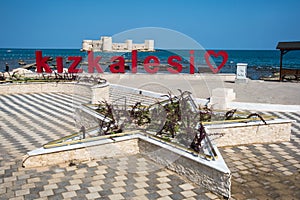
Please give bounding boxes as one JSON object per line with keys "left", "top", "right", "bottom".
{"left": 0, "top": 48, "right": 299, "bottom": 80}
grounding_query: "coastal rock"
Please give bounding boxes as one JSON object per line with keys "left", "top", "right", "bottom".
{"left": 12, "top": 68, "right": 33, "bottom": 76}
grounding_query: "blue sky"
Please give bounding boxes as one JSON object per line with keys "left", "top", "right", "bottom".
{"left": 0, "top": 0, "right": 299, "bottom": 49}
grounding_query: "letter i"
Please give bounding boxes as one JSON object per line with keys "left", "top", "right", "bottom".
{"left": 56, "top": 57, "right": 63, "bottom": 73}
{"left": 189, "top": 50, "right": 195, "bottom": 74}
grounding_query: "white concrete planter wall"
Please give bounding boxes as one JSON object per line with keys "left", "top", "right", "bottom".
{"left": 91, "top": 83, "right": 110, "bottom": 104}
{"left": 206, "top": 119, "right": 292, "bottom": 147}
{"left": 22, "top": 133, "right": 231, "bottom": 198}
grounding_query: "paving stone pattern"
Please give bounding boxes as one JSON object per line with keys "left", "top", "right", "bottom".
{"left": 0, "top": 93, "right": 218, "bottom": 200}
{"left": 0, "top": 93, "right": 299, "bottom": 199}
{"left": 220, "top": 111, "right": 300, "bottom": 199}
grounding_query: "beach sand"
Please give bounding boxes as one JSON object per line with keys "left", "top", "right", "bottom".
{"left": 99, "top": 73, "right": 300, "bottom": 105}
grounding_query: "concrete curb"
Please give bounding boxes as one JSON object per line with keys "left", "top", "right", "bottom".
{"left": 194, "top": 98, "right": 300, "bottom": 112}
{"left": 228, "top": 101, "right": 300, "bottom": 112}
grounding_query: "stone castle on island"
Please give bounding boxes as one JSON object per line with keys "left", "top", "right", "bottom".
{"left": 81, "top": 36, "right": 154, "bottom": 52}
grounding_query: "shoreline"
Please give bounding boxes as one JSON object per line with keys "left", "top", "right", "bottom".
{"left": 1, "top": 48, "right": 299, "bottom": 80}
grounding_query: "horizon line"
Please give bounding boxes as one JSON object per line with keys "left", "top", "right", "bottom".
{"left": 0, "top": 47, "right": 281, "bottom": 51}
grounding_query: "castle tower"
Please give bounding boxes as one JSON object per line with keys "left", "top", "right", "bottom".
{"left": 101, "top": 36, "right": 112, "bottom": 51}
{"left": 82, "top": 40, "right": 93, "bottom": 51}
{"left": 145, "top": 40, "right": 154, "bottom": 51}
{"left": 126, "top": 40, "right": 133, "bottom": 51}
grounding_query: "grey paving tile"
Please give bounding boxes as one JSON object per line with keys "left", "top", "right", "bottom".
{"left": 1, "top": 93, "right": 299, "bottom": 200}
{"left": 219, "top": 111, "right": 300, "bottom": 199}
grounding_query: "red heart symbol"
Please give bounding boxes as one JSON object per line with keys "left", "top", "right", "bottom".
{"left": 204, "top": 50, "right": 228, "bottom": 73}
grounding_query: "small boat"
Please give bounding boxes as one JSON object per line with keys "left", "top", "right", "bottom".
{"left": 18, "top": 60, "right": 26, "bottom": 65}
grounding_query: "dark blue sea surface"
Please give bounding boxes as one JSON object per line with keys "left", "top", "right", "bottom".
{"left": 0, "top": 48, "right": 299, "bottom": 80}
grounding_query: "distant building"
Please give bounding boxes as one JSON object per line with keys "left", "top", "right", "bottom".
{"left": 81, "top": 36, "right": 154, "bottom": 52}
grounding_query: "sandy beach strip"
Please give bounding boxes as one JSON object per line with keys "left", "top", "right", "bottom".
{"left": 95, "top": 73, "right": 300, "bottom": 106}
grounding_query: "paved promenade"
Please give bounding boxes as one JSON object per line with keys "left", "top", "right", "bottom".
{"left": 102, "top": 74, "right": 300, "bottom": 105}
{"left": 0, "top": 77, "right": 299, "bottom": 199}
{"left": 0, "top": 93, "right": 216, "bottom": 200}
